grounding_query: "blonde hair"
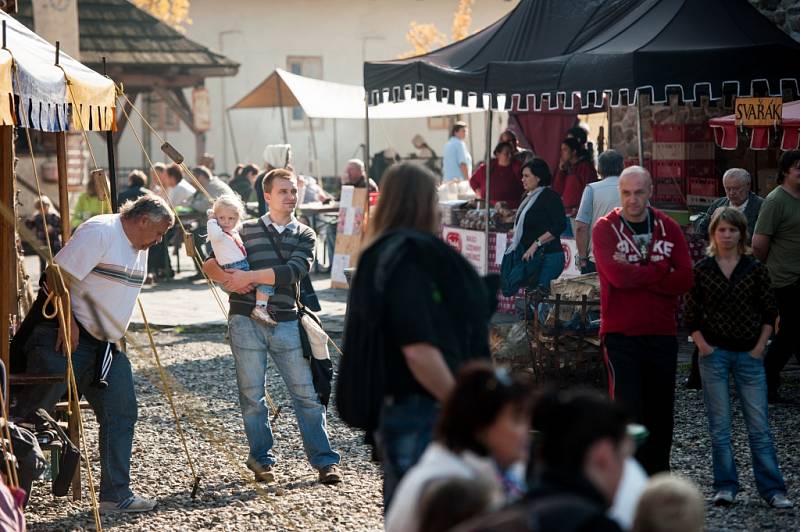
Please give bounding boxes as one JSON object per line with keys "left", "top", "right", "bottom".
{"left": 367, "top": 162, "right": 439, "bottom": 242}
{"left": 707, "top": 206, "right": 749, "bottom": 257}
{"left": 632, "top": 474, "right": 703, "bottom": 532}
{"left": 212, "top": 194, "right": 245, "bottom": 220}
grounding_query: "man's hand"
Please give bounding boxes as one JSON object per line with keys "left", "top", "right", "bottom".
{"left": 55, "top": 312, "right": 79, "bottom": 356}
{"left": 222, "top": 269, "right": 255, "bottom": 294}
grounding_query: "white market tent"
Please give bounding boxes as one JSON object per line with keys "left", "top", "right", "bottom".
{"left": 229, "top": 68, "right": 484, "bottom": 172}
{"left": 230, "top": 67, "right": 481, "bottom": 120}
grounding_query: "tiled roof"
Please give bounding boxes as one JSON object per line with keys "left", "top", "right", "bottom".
{"left": 14, "top": 0, "right": 238, "bottom": 77}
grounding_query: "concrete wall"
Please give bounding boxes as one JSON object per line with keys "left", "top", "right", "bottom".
{"left": 101, "top": 0, "right": 517, "bottom": 179}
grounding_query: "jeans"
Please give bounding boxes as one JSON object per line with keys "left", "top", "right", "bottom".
{"left": 765, "top": 279, "right": 800, "bottom": 396}
{"left": 227, "top": 315, "right": 339, "bottom": 469}
{"left": 222, "top": 259, "right": 275, "bottom": 297}
{"left": 12, "top": 323, "right": 138, "bottom": 502}
{"left": 699, "top": 348, "right": 786, "bottom": 499}
{"left": 605, "top": 334, "right": 677, "bottom": 475}
{"left": 536, "top": 251, "right": 565, "bottom": 294}
{"left": 376, "top": 395, "right": 439, "bottom": 510}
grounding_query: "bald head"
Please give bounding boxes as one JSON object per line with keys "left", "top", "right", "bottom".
{"left": 618, "top": 166, "right": 652, "bottom": 222}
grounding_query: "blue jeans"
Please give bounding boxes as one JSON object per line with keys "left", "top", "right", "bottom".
{"left": 12, "top": 323, "right": 138, "bottom": 502}
{"left": 227, "top": 315, "right": 339, "bottom": 468}
{"left": 699, "top": 348, "right": 786, "bottom": 499}
{"left": 376, "top": 395, "right": 439, "bottom": 509}
{"left": 222, "top": 259, "right": 274, "bottom": 297}
{"left": 537, "top": 251, "right": 566, "bottom": 294}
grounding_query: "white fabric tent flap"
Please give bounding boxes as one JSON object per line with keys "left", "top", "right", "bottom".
{"left": 230, "top": 68, "right": 482, "bottom": 119}
{"left": 0, "top": 10, "right": 115, "bottom": 132}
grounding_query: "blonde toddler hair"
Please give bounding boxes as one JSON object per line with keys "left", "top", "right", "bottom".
{"left": 211, "top": 194, "right": 246, "bottom": 221}
{"left": 632, "top": 473, "right": 704, "bottom": 532}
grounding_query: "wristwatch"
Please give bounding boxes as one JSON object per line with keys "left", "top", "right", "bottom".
{"left": 535, "top": 238, "right": 542, "bottom": 247}
{"left": 575, "top": 255, "right": 588, "bottom": 267}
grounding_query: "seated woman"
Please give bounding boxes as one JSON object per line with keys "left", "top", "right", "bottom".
{"left": 469, "top": 142, "right": 525, "bottom": 208}
{"left": 501, "top": 158, "right": 566, "bottom": 297}
{"left": 552, "top": 137, "right": 598, "bottom": 219}
{"left": 385, "top": 361, "right": 533, "bottom": 532}
{"left": 71, "top": 178, "right": 106, "bottom": 228}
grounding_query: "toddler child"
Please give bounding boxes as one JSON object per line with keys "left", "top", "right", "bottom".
{"left": 207, "top": 194, "right": 276, "bottom": 326}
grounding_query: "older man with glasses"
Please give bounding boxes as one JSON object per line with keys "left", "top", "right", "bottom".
{"left": 694, "top": 168, "right": 763, "bottom": 244}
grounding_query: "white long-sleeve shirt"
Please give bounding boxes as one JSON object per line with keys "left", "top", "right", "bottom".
{"left": 206, "top": 219, "right": 246, "bottom": 267}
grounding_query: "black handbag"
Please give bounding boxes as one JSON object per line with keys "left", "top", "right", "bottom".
{"left": 35, "top": 409, "right": 80, "bottom": 497}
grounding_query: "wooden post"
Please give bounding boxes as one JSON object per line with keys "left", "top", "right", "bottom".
{"left": 56, "top": 132, "right": 72, "bottom": 242}
{"left": 0, "top": 126, "right": 16, "bottom": 402}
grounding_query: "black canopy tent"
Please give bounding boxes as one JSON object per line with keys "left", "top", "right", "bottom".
{"left": 365, "top": 0, "right": 800, "bottom": 111}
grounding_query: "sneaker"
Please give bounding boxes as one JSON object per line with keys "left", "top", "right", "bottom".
{"left": 99, "top": 494, "right": 157, "bottom": 514}
{"left": 246, "top": 457, "right": 275, "bottom": 483}
{"left": 713, "top": 490, "right": 735, "bottom": 506}
{"left": 318, "top": 464, "right": 342, "bottom": 485}
{"left": 769, "top": 494, "right": 794, "bottom": 509}
{"left": 251, "top": 306, "right": 278, "bottom": 326}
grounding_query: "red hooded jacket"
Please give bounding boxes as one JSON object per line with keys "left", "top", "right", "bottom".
{"left": 592, "top": 207, "right": 693, "bottom": 336}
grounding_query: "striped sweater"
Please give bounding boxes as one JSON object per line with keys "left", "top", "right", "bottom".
{"left": 228, "top": 217, "right": 316, "bottom": 321}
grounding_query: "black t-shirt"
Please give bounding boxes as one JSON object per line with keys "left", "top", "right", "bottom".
{"left": 383, "top": 261, "right": 487, "bottom": 398}
{"left": 621, "top": 209, "right": 653, "bottom": 258}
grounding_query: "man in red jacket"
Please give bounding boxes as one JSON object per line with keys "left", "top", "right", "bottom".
{"left": 592, "top": 166, "right": 693, "bottom": 475}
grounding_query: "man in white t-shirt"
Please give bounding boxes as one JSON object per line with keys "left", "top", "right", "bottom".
{"left": 13, "top": 195, "right": 174, "bottom": 513}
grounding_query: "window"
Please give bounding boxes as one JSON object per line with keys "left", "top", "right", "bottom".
{"left": 146, "top": 93, "right": 180, "bottom": 132}
{"left": 287, "top": 56, "right": 323, "bottom": 130}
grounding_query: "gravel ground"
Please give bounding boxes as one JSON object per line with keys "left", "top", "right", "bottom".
{"left": 24, "top": 326, "right": 384, "bottom": 531}
{"left": 21, "top": 321, "right": 800, "bottom": 531}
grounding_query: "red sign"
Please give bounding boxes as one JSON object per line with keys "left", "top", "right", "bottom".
{"left": 446, "top": 230, "right": 462, "bottom": 253}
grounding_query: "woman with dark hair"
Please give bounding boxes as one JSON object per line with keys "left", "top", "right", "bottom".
{"left": 553, "top": 137, "right": 598, "bottom": 220}
{"left": 469, "top": 141, "right": 525, "bottom": 208}
{"left": 338, "top": 163, "right": 497, "bottom": 509}
{"left": 686, "top": 207, "right": 792, "bottom": 509}
{"left": 500, "top": 158, "right": 566, "bottom": 297}
{"left": 385, "top": 361, "right": 533, "bottom": 532}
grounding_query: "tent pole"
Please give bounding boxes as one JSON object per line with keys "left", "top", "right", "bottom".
{"left": 484, "top": 109, "right": 493, "bottom": 275}
{"left": 308, "top": 115, "right": 319, "bottom": 176}
{"left": 333, "top": 118, "right": 339, "bottom": 178}
{"left": 276, "top": 75, "right": 289, "bottom": 144}
{"left": 636, "top": 94, "right": 644, "bottom": 167}
{"left": 364, "top": 100, "right": 371, "bottom": 219}
{"left": 0, "top": 125, "right": 15, "bottom": 401}
{"left": 102, "top": 58, "right": 118, "bottom": 212}
{"left": 226, "top": 108, "right": 240, "bottom": 164}
{"left": 55, "top": 132, "right": 72, "bottom": 243}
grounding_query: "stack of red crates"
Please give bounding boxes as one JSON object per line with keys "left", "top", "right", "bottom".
{"left": 651, "top": 124, "right": 716, "bottom": 207}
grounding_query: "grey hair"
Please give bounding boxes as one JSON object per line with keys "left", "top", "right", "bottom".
{"left": 723, "top": 168, "right": 751, "bottom": 185}
{"left": 120, "top": 194, "right": 175, "bottom": 226}
{"left": 347, "top": 158, "right": 365, "bottom": 172}
{"left": 212, "top": 194, "right": 245, "bottom": 219}
{"left": 597, "top": 150, "right": 624, "bottom": 178}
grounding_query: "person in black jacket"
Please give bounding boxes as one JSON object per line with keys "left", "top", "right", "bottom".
{"left": 500, "top": 158, "right": 566, "bottom": 297}
{"left": 337, "top": 162, "right": 496, "bottom": 509}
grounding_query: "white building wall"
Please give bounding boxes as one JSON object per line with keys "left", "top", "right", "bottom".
{"left": 102, "top": 0, "right": 516, "bottom": 179}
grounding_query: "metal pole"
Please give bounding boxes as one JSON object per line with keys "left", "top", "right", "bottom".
{"left": 226, "top": 108, "right": 240, "bottom": 163}
{"left": 636, "top": 94, "right": 644, "bottom": 167}
{"left": 275, "top": 75, "right": 289, "bottom": 145}
{"left": 333, "top": 118, "right": 339, "bottom": 177}
{"left": 102, "top": 58, "right": 118, "bottom": 212}
{"left": 364, "top": 100, "right": 371, "bottom": 220}
{"left": 308, "top": 115, "right": 319, "bottom": 176}
{"left": 484, "top": 109, "right": 493, "bottom": 275}
{"left": 0, "top": 126, "right": 16, "bottom": 393}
